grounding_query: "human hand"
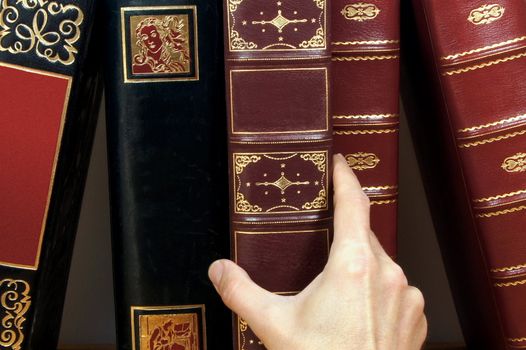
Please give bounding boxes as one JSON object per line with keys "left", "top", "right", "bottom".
{"left": 208, "top": 154, "right": 427, "bottom": 350}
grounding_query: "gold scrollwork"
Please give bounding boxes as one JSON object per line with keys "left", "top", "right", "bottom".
{"left": 468, "top": 4, "right": 505, "bottom": 25}
{"left": 230, "top": 29, "right": 257, "bottom": 50}
{"left": 236, "top": 193, "right": 262, "bottom": 213}
{"left": 229, "top": 0, "right": 244, "bottom": 12}
{"left": 302, "top": 189, "right": 327, "bottom": 210}
{"left": 0, "top": 279, "right": 31, "bottom": 350}
{"left": 345, "top": 152, "right": 380, "bottom": 171}
{"left": 299, "top": 27, "right": 325, "bottom": 48}
{"left": 239, "top": 318, "right": 248, "bottom": 332}
{"left": 235, "top": 155, "right": 261, "bottom": 175}
{"left": 341, "top": 2, "right": 380, "bottom": 22}
{"left": 300, "top": 152, "right": 326, "bottom": 172}
{"left": 501, "top": 153, "right": 526, "bottom": 173}
{"left": 0, "top": 0, "right": 84, "bottom": 65}
{"left": 313, "top": 0, "right": 324, "bottom": 9}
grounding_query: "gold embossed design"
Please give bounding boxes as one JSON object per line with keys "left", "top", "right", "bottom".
{"left": 477, "top": 205, "right": 526, "bottom": 218}
{"left": 491, "top": 263, "right": 526, "bottom": 273}
{"left": 370, "top": 199, "right": 397, "bottom": 206}
{"left": 458, "top": 114, "right": 526, "bottom": 133}
{"left": 442, "top": 36, "right": 526, "bottom": 61}
{"left": 334, "top": 129, "right": 398, "bottom": 135}
{"left": 468, "top": 4, "right": 505, "bottom": 25}
{"left": 129, "top": 14, "right": 191, "bottom": 74}
{"left": 230, "top": 29, "right": 257, "bottom": 50}
{"left": 139, "top": 313, "right": 199, "bottom": 350}
{"left": 501, "top": 153, "right": 526, "bottom": 173}
{"left": 509, "top": 337, "right": 526, "bottom": 342}
{"left": 332, "top": 39, "right": 399, "bottom": 46}
{"left": 341, "top": 2, "right": 380, "bottom": 22}
{"left": 443, "top": 52, "right": 526, "bottom": 76}
{"left": 494, "top": 279, "right": 526, "bottom": 288}
{"left": 0, "top": 0, "right": 83, "bottom": 65}
{"left": 334, "top": 114, "right": 399, "bottom": 120}
{"left": 332, "top": 55, "right": 398, "bottom": 61}
{"left": 474, "top": 189, "right": 526, "bottom": 203}
{"left": 234, "top": 151, "right": 328, "bottom": 214}
{"left": 299, "top": 27, "right": 325, "bottom": 48}
{"left": 345, "top": 152, "right": 380, "bottom": 170}
{"left": 458, "top": 129, "right": 526, "bottom": 148}
{"left": 0, "top": 279, "right": 31, "bottom": 350}
{"left": 229, "top": 0, "right": 244, "bottom": 12}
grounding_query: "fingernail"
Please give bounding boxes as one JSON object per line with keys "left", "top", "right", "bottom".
{"left": 208, "top": 260, "right": 224, "bottom": 287}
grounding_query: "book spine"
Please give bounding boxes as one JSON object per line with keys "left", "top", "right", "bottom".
{"left": 408, "top": 0, "right": 526, "bottom": 348}
{"left": 223, "top": 0, "right": 332, "bottom": 349}
{"left": 0, "top": 0, "right": 101, "bottom": 349}
{"left": 331, "top": 0, "right": 400, "bottom": 257}
{"left": 103, "top": 0, "right": 232, "bottom": 349}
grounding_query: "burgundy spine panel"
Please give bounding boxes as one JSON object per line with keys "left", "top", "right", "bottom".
{"left": 418, "top": 1, "right": 526, "bottom": 348}
{"left": 331, "top": 0, "right": 400, "bottom": 257}
{"left": 224, "top": 0, "right": 332, "bottom": 349}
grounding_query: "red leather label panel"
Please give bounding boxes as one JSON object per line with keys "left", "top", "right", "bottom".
{"left": 0, "top": 63, "right": 71, "bottom": 270}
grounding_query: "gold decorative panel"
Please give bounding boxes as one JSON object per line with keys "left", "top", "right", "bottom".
{"left": 227, "top": 0, "right": 326, "bottom": 52}
{"left": 468, "top": 4, "right": 505, "bottom": 25}
{"left": 0, "top": 279, "right": 31, "bottom": 350}
{"left": 233, "top": 151, "right": 328, "bottom": 214}
{"left": 341, "top": 2, "right": 380, "bottom": 22}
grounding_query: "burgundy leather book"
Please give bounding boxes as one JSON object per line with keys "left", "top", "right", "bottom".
{"left": 223, "top": 0, "right": 333, "bottom": 348}
{"left": 402, "top": 0, "right": 526, "bottom": 348}
{"left": 331, "top": 0, "right": 399, "bottom": 257}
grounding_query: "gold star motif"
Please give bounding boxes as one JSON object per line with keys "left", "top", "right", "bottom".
{"left": 281, "top": 163, "right": 286, "bottom": 168}
{"left": 311, "top": 18, "right": 316, "bottom": 23}
{"left": 277, "top": 1, "right": 282, "bottom": 5}
{"left": 281, "top": 198, "right": 286, "bottom": 203}
{"left": 279, "top": 36, "right": 284, "bottom": 41}
{"left": 246, "top": 182, "right": 251, "bottom": 187}
{"left": 315, "top": 181, "right": 320, "bottom": 186}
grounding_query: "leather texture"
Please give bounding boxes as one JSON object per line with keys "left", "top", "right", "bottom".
{"left": 404, "top": 1, "right": 526, "bottom": 348}
{"left": 0, "top": 0, "right": 102, "bottom": 348}
{"left": 103, "top": 0, "right": 232, "bottom": 349}
{"left": 331, "top": 0, "right": 400, "bottom": 258}
{"left": 224, "top": 0, "right": 333, "bottom": 348}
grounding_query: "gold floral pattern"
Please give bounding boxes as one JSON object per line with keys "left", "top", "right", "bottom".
{"left": 468, "top": 4, "right": 505, "bottom": 25}
{"left": 0, "top": 279, "right": 31, "bottom": 350}
{"left": 341, "top": 2, "right": 380, "bottom": 22}
{"left": 345, "top": 152, "right": 380, "bottom": 171}
{"left": 501, "top": 153, "right": 526, "bottom": 173}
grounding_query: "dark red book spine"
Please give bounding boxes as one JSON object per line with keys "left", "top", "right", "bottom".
{"left": 331, "top": 0, "right": 400, "bottom": 257}
{"left": 404, "top": 1, "right": 526, "bottom": 348}
{"left": 223, "top": 0, "right": 333, "bottom": 348}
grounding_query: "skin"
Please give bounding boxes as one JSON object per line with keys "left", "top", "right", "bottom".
{"left": 208, "top": 154, "right": 428, "bottom": 350}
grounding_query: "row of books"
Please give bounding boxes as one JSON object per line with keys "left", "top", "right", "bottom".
{"left": 0, "top": 0, "right": 524, "bottom": 349}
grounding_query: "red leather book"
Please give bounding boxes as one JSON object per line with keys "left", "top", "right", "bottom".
{"left": 402, "top": 1, "right": 526, "bottom": 348}
{"left": 331, "top": 0, "right": 399, "bottom": 257}
{"left": 223, "top": 0, "right": 332, "bottom": 348}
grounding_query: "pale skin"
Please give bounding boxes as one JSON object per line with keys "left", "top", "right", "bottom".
{"left": 208, "top": 154, "right": 428, "bottom": 349}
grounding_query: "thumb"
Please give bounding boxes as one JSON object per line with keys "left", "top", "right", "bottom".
{"left": 208, "top": 259, "right": 282, "bottom": 335}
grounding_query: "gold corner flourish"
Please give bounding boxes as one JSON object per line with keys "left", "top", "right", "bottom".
{"left": 236, "top": 192, "right": 262, "bottom": 213}
{"left": 300, "top": 152, "right": 326, "bottom": 172}
{"left": 230, "top": 29, "right": 258, "bottom": 50}
{"left": 229, "top": 0, "right": 244, "bottom": 12}
{"left": 299, "top": 27, "right": 325, "bottom": 49}
{"left": 302, "top": 189, "right": 327, "bottom": 210}
{"left": 0, "top": 279, "right": 31, "bottom": 350}
{"left": 235, "top": 155, "right": 261, "bottom": 175}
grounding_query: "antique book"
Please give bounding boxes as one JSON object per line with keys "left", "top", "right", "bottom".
{"left": 224, "top": 0, "right": 333, "bottom": 349}
{"left": 102, "top": 0, "right": 232, "bottom": 349}
{"left": 401, "top": 0, "right": 526, "bottom": 348}
{"left": 0, "top": 0, "right": 102, "bottom": 349}
{"left": 331, "top": 0, "right": 399, "bottom": 257}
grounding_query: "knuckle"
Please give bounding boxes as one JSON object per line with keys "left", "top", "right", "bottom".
{"left": 383, "top": 263, "right": 408, "bottom": 289}
{"left": 407, "top": 286, "right": 426, "bottom": 314}
{"left": 342, "top": 243, "right": 378, "bottom": 278}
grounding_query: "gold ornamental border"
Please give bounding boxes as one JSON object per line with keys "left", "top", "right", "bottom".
{"left": 120, "top": 5, "right": 200, "bottom": 83}
{"left": 130, "top": 304, "right": 207, "bottom": 350}
{"left": 0, "top": 61, "right": 72, "bottom": 271}
{"left": 226, "top": 0, "right": 327, "bottom": 53}
{"left": 229, "top": 67, "right": 329, "bottom": 135}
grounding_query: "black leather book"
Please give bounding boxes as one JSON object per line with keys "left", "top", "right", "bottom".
{"left": 0, "top": 0, "right": 102, "bottom": 349}
{"left": 102, "top": 0, "right": 231, "bottom": 349}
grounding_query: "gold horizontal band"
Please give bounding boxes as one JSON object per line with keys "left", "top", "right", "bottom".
{"left": 332, "top": 39, "right": 400, "bottom": 46}
{"left": 491, "top": 263, "right": 526, "bottom": 273}
{"left": 474, "top": 189, "right": 526, "bottom": 203}
{"left": 458, "top": 129, "right": 526, "bottom": 148}
{"left": 332, "top": 55, "right": 399, "bottom": 61}
{"left": 363, "top": 185, "right": 398, "bottom": 191}
{"left": 232, "top": 217, "right": 333, "bottom": 225}
{"left": 509, "top": 337, "right": 526, "bottom": 342}
{"left": 443, "top": 52, "right": 526, "bottom": 76}
{"left": 333, "top": 114, "right": 399, "bottom": 120}
{"left": 334, "top": 129, "right": 398, "bottom": 135}
{"left": 458, "top": 114, "right": 526, "bottom": 133}
{"left": 477, "top": 205, "right": 526, "bottom": 218}
{"left": 370, "top": 199, "right": 397, "bottom": 206}
{"left": 494, "top": 279, "right": 526, "bottom": 288}
{"left": 231, "top": 139, "right": 331, "bottom": 145}
{"left": 441, "top": 36, "right": 526, "bottom": 61}
{"left": 227, "top": 55, "right": 332, "bottom": 62}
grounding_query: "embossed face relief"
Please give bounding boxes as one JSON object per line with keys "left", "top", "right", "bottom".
{"left": 468, "top": 4, "right": 505, "bottom": 25}
{"left": 0, "top": 0, "right": 84, "bottom": 65}
{"left": 121, "top": 6, "right": 199, "bottom": 83}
